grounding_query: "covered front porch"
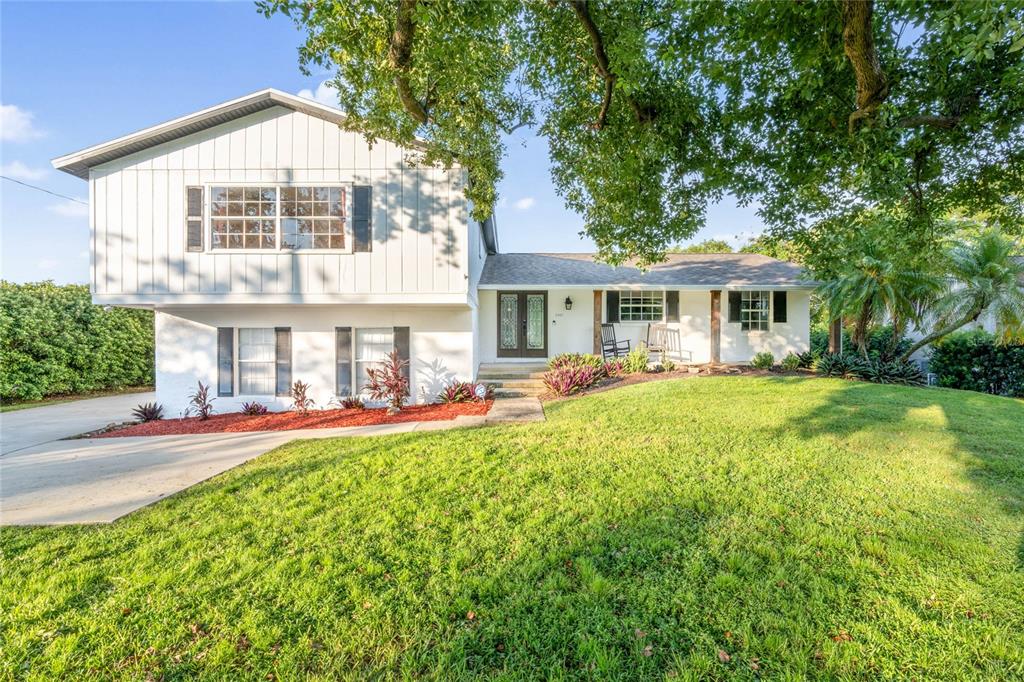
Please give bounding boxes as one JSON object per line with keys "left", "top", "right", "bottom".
{"left": 477, "top": 286, "right": 811, "bottom": 366}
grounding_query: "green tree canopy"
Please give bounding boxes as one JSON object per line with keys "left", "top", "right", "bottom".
{"left": 262, "top": 0, "right": 1024, "bottom": 265}
{"left": 668, "top": 239, "right": 734, "bottom": 254}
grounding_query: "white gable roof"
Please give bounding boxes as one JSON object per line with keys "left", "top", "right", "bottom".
{"left": 52, "top": 88, "right": 431, "bottom": 179}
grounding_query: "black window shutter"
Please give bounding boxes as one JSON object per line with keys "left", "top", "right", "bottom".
{"left": 606, "top": 291, "right": 620, "bottom": 323}
{"left": 353, "top": 186, "right": 372, "bottom": 253}
{"left": 728, "top": 292, "right": 742, "bottom": 323}
{"left": 275, "top": 328, "right": 292, "bottom": 397}
{"left": 335, "top": 327, "right": 352, "bottom": 396}
{"left": 186, "top": 187, "right": 203, "bottom": 252}
{"left": 666, "top": 291, "right": 680, "bottom": 322}
{"left": 773, "top": 291, "right": 788, "bottom": 323}
{"left": 393, "top": 326, "right": 410, "bottom": 385}
{"left": 217, "top": 327, "right": 234, "bottom": 397}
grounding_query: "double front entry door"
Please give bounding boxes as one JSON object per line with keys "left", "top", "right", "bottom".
{"left": 497, "top": 291, "right": 547, "bottom": 358}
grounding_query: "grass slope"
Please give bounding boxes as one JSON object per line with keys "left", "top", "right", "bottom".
{"left": 2, "top": 377, "right": 1023, "bottom": 680}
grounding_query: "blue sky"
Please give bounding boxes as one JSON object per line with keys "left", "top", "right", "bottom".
{"left": 0, "top": 1, "right": 765, "bottom": 285}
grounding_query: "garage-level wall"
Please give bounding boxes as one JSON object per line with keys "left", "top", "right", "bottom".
{"left": 156, "top": 305, "right": 474, "bottom": 414}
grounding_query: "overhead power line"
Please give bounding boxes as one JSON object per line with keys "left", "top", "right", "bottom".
{"left": 1, "top": 175, "right": 88, "bottom": 205}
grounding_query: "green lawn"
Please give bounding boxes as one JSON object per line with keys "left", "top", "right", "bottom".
{"left": 3, "top": 377, "right": 1023, "bottom": 680}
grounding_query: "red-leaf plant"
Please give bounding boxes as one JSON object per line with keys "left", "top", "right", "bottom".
{"left": 187, "top": 381, "right": 215, "bottom": 420}
{"left": 289, "top": 380, "right": 316, "bottom": 415}
{"left": 363, "top": 350, "right": 410, "bottom": 411}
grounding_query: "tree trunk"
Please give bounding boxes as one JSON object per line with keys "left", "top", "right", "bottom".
{"left": 842, "top": 0, "right": 889, "bottom": 132}
{"left": 389, "top": 0, "right": 430, "bottom": 125}
{"left": 898, "top": 310, "right": 981, "bottom": 362}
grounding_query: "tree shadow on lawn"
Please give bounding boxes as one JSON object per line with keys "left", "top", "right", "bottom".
{"left": 6, "top": 379, "right": 1024, "bottom": 680}
{"left": 766, "top": 377, "right": 1024, "bottom": 569}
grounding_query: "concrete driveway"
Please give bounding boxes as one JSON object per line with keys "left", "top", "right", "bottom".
{"left": 0, "top": 423, "right": 426, "bottom": 525}
{"left": 1, "top": 391, "right": 156, "bottom": 455}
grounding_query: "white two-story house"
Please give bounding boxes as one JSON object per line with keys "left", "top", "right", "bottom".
{"left": 54, "top": 89, "right": 813, "bottom": 414}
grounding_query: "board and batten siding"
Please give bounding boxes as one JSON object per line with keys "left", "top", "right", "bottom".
{"left": 89, "top": 106, "right": 470, "bottom": 304}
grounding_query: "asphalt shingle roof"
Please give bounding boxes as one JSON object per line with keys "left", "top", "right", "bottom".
{"left": 479, "top": 253, "right": 815, "bottom": 288}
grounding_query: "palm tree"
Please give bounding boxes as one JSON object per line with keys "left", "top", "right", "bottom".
{"left": 899, "top": 230, "right": 1024, "bottom": 361}
{"left": 819, "top": 248, "right": 941, "bottom": 359}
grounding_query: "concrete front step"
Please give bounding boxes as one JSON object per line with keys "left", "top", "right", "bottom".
{"left": 493, "top": 387, "right": 545, "bottom": 398}
{"left": 483, "top": 378, "right": 546, "bottom": 389}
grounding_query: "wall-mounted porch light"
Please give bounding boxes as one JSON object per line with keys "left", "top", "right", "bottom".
{"left": 564, "top": 296, "right": 573, "bottom": 311}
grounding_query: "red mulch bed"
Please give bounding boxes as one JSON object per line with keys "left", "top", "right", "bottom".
{"left": 94, "top": 401, "right": 493, "bottom": 438}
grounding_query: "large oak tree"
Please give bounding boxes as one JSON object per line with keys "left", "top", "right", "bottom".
{"left": 262, "top": 0, "right": 1024, "bottom": 265}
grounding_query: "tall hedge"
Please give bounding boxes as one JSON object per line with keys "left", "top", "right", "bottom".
{"left": 0, "top": 281, "right": 154, "bottom": 401}
{"left": 929, "top": 330, "right": 1024, "bottom": 398}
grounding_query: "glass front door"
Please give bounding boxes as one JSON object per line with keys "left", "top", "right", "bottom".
{"left": 497, "top": 291, "right": 547, "bottom": 358}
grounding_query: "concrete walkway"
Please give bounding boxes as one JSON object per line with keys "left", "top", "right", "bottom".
{"left": 485, "top": 396, "right": 546, "bottom": 423}
{"left": 1, "top": 416, "right": 486, "bottom": 526}
{"left": 1, "top": 391, "right": 156, "bottom": 455}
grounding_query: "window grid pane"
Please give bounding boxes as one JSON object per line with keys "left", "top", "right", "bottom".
{"left": 355, "top": 328, "right": 394, "bottom": 395}
{"left": 618, "top": 291, "right": 664, "bottom": 322}
{"left": 238, "top": 328, "right": 276, "bottom": 394}
{"left": 741, "top": 291, "right": 770, "bottom": 331}
{"left": 210, "top": 185, "right": 349, "bottom": 250}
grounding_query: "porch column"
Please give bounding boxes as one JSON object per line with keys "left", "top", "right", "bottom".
{"left": 828, "top": 318, "right": 842, "bottom": 354}
{"left": 710, "top": 290, "right": 721, "bottom": 364}
{"left": 593, "top": 290, "right": 603, "bottom": 354}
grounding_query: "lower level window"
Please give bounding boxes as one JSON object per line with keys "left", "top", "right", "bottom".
{"left": 620, "top": 291, "right": 664, "bottom": 321}
{"left": 741, "top": 291, "right": 770, "bottom": 331}
{"left": 355, "top": 328, "right": 393, "bottom": 392}
{"left": 238, "top": 328, "right": 276, "bottom": 394}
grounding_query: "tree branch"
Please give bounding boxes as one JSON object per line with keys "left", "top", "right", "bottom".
{"left": 389, "top": 0, "right": 431, "bottom": 125}
{"left": 841, "top": 0, "right": 889, "bottom": 133}
{"left": 897, "top": 114, "right": 962, "bottom": 130}
{"left": 567, "top": 0, "right": 656, "bottom": 128}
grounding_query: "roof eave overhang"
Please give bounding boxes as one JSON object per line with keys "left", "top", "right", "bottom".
{"left": 51, "top": 88, "right": 437, "bottom": 180}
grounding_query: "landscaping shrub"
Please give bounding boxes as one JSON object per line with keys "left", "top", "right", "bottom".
{"left": 338, "top": 396, "right": 365, "bottom": 410}
{"left": 548, "top": 353, "right": 604, "bottom": 372}
{"left": 814, "top": 353, "right": 868, "bottom": 379}
{"left": 797, "top": 350, "right": 818, "bottom": 369}
{"left": 621, "top": 346, "right": 650, "bottom": 374}
{"left": 289, "top": 380, "right": 316, "bottom": 414}
{"left": 0, "top": 281, "right": 154, "bottom": 401}
{"left": 131, "top": 402, "right": 164, "bottom": 422}
{"left": 187, "top": 381, "right": 215, "bottom": 420}
{"left": 542, "top": 365, "right": 598, "bottom": 396}
{"left": 854, "top": 359, "right": 926, "bottom": 386}
{"left": 661, "top": 357, "right": 677, "bottom": 372}
{"left": 929, "top": 330, "right": 1024, "bottom": 397}
{"left": 603, "top": 358, "right": 623, "bottom": 377}
{"left": 241, "top": 401, "right": 269, "bottom": 416}
{"left": 751, "top": 351, "right": 775, "bottom": 370}
{"left": 364, "top": 350, "right": 410, "bottom": 410}
{"left": 809, "top": 324, "right": 909, "bottom": 361}
{"left": 437, "top": 380, "right": 493, "bottom": 403}
{"left": 781, "top": 353, "right": 801, "bottom": 371}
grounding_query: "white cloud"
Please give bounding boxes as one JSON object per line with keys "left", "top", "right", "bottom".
{"left": 297, "top": 80, "right": 340, "bottom": 108}
{"left": 47, "top": 198, "right": 89, "bottom": 218}
{"left": 0, "top": 104, "right": 45, "bottom": 142}
{"left": 514, "top": 197, "right": 536, "bottom": 210}
{"left": 0, "top": 160, "right": 47, "bottom": 181}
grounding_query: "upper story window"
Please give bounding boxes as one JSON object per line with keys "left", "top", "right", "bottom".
{"left": 209, "top": 185, "right": 352, "bottom": 251}
{"left": 281, "top": 187, "right": 346, "bottom": 249}
{"left": 741, "top": 290, "right": 770, "bottom": 331}
{"left": 211, "top": 187, "right": 277, "bottom": 249}
{"left": 619, "top": 291, "right": 664, "bottom": 322}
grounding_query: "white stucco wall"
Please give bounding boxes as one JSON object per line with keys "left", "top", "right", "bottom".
{"left": 720, "top": 290, "right": 811, "bottom": 362}
{"left": 155, "top": 305, "right": 474, "bottom": 415}
{"left": 477, "top": 288, "right": 810, "bottom": 365}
